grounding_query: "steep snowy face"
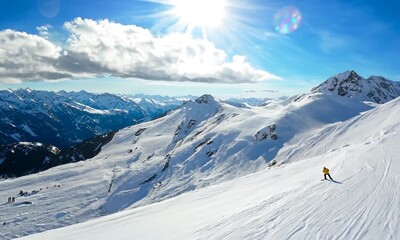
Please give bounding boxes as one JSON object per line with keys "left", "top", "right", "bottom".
{"left": 311, "top": 70, "right": 400, "bottom": 103}
{"left": 96, "top": 91, "right": 374, "bottom": 213}
{"left": 131, "top": 97, "right": 180, "bottom": 119}
{"left": 278, "top": 97, "right": 400, "bottom": 164}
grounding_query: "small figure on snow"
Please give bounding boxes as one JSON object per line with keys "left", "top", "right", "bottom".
{"left": 323, "top": 167, "right": 333, "bottom": 180}
{"left": 19, "top": 190, "right": 27, "bottom": 196}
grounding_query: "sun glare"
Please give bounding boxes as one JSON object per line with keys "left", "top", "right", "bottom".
{"left": 172, "top": 0, "right": 227, "bottom": 28}
{"left": 148, "top": 0, "right": 256, "bottom": 46}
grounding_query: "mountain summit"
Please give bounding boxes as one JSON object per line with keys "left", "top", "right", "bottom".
{"left": 195, "top": 94, "right": 217, "bottom": 104}
{"left": 311, "top": 70, "right": 400, "bottom": 103}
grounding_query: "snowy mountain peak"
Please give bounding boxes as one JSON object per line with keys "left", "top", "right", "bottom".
{"left": 334, "top": 70, "right": 361, "bottom": 82}
{"left": 195, "top": 94, "right": 216, "bottom": 104}
{"left": 311, "top": 70, "right": 400, "bottom": 103}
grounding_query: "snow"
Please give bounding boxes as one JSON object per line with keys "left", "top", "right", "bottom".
{"left": 18, "top": 142, "right": 43, "bottom": 147}
{"left": 10, "top": 133, "right": 21, "bottom": 141}
{"left": 0, "top": 94, "right": 399, "bottom": 239}
{"left": 130, "top": 96, "right": 181, "bottom": 118}
{"left": 20, "top": 124, "right": 37, "bottom": 137}
{"left": 66, "top": 102, "right": 114, "bottom": 115}
{"left": 19, "top": 98, "right": 400, "bottom": 239}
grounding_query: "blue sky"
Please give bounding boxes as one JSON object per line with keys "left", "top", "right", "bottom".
{"left": 0, "top": 0, "right": 399, "bottom": 97}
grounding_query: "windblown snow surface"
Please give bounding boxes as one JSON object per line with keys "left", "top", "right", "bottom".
{"left": 1, "top": 95, "right": 399, "bottom": 239}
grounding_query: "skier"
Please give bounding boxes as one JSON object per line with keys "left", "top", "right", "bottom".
{"left": 323, "top": 167, "right": 333, "bottom": 180}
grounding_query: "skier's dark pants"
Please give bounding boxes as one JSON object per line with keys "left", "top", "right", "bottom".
{"left": 324, "top": 173, "right": 333, "bottom": 180}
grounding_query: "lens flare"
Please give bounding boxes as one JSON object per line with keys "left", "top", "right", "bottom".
{"left": 273, "top": 6, "right": 302, "bottom": 34}
{"left": 37, "top": 0, "right": 60, "bottom": 18}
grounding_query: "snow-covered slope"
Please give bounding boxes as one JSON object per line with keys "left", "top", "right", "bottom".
{"left": 20, "top": 96, "right": 400, "bottom": 240}
{"left": 91, "top": 93, "right": 373, "bottom": 211}
{"left": 0, "top": 91, "right": 375, "bottom": 239}
{"left": 311, "top": 70, "right": 400, "bottom": 103}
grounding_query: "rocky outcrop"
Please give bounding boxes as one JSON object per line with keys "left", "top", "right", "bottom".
{"left": 0, "top": 131, "right": 115, "bottom": 177}
{"left": 255, "top": 124, "right": 277, "bottom": 142}
{"left": 195, "top": 94, "right": 216, "bottom": 104}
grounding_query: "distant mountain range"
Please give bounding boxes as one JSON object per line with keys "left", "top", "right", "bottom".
{"left": 0, "top": 89, "right": 181, "bottom": 149}
{"left": 0, "top": 90, "right": 181, "bottom": 177}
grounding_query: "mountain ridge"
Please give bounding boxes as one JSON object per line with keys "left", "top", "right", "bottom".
{"left": 0, "top": 89, "right": 181, "bottom": 148}
{"left": 311, "top": 70, "right": 400, "bottom": 103}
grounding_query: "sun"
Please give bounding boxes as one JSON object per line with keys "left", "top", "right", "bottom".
{"left": 146, "top": 0, "right": 250, "bottom": 42}
{"left": 172, "top": 0, "right": 227, "bottom": 28}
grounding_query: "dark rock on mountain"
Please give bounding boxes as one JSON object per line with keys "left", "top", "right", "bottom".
{"left": 195, "top": 94, "right": 216, "bottom": 104}
{"left": 0, "top": 142, "right": 60, "bottom": 177}
{"left": 311, "top": 70, "right": 400, "bottom": 103}
{"left": 0, "top": 132, "right": 115, "bottom": 177}
{"left": 46, "top": 131, "right": 116, "bottom": 168}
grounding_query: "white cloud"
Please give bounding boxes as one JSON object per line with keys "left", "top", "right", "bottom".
{"left": 0, "top": 18, "right": 281, "bottom": 84}
{"left": 37, "top": 24, "right": 52, "bottom": 38}
{"left": 261, "top": 89, "right": 279, "bottom": 93}
{"left": 244, "top": 89, "right": 279, "bottom": 93}
{"left": 244, "top": 89, "right": 257, "bottom": 93}
{"left": 0, "top": 29, "right": 72, "bottom": 83}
